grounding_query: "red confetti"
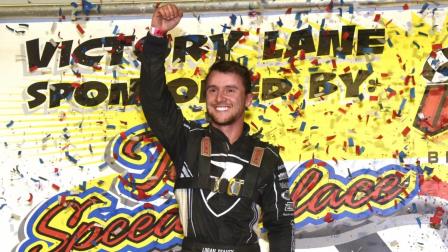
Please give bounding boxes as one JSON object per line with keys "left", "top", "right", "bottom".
{"left": 342, "top": 31, "right": 350, "bottom": 40}
{"left": 250, "top": 121, "right": 258, "bottom": 130}
{"left": 331, "top": 59, "right": 337, "bottom": 69}
{"left": 326, "top": 135, "right": 336, "bottom": 141}
{"left": 52, "top": 184, "right": 60, "bottom": 191}
{"left": 374, "top": 14, "right": 381, "bottom": 22}
{"left": 369, "top": 96, "right": 378, "bottom": 101}
{"left": 120, "top": 132, "right": 126, "bottom": 139}
{"left": 311, "top": 58, "right": 319, "bottom": 65}
{"left": 76, "top": 24, "right": 85, "bottom": 34}
{"left": 285, "top": 7, "right": 292, "bottom": 14}
{"left": 338, "top": 108, "right": 347, "bottom": 114}
{"left": 27, "top": 193, "right": 33, "bottom": 203}
{"left": 194, "top": 67, "right": 201, "bottom": 76}
{"left": 343, "top": 66, "right": 350, "bottom": 73}
{"left": 403, "top": 3, "right": 409, "bottom": 10}
{"left": 376, "top": 135, "right": 383, "bottom": 140}
{"left": 270, "top": 104, "right": 280, "bottom": 112}
{"left": 401, "top": 126, "right": 410, "bottom": 137}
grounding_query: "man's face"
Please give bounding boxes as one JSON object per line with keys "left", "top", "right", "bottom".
{"left": 205, "top": 71, "right": 252, "bottom": 127}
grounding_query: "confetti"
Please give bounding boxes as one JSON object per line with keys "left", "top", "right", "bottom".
{"left": 65, "top": 151, "right": 78, "bottom": 164}
{"left": 76, "top": 24, "right": 85, "bottom": 34}
{"left": 258, "top": 115, "right": 271, "bottom": 123}
{"left": 419, "top": 2, "right": 429, "bottom": 14}
{"left": 6, "top": 120, "right": 14, "bottom": 128}
{"left": 374, "top": 14, "right": 381, "bottom": 22}
{"left": 401, "top": 126, "right": 410, "bottom": 137}
{"left": 52, "top": 184, "right": 60, "bottom": 191}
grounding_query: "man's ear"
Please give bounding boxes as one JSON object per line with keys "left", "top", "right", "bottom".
{"left": 245, "top": 93, "right": 253, "bottom": 108}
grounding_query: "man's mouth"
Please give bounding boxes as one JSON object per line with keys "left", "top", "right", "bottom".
{"left": 215, "top": 106, "right": 229, "bottom": 111}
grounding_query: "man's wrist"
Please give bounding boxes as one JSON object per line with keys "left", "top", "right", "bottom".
{"left": 150, "top": 26, "right": 166, "bottom": 38}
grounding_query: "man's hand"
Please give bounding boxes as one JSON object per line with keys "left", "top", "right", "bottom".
{"left": 151, "top": 4, "right": 183, "bottom": 33}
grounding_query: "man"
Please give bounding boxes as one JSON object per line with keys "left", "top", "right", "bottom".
{"left": 140, "top": 4, "right": 294, "bottom": 252}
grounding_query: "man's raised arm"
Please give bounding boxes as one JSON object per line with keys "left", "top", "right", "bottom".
{"left": 139, "top": 4, "right": 186, "bottom": 160}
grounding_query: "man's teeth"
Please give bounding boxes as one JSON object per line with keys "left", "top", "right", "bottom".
{"left": 216, "top": 106, "right": 228, "bottom": 111}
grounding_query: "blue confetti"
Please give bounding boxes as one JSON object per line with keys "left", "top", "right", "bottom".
{"left": 6, "top": 120, "right": 13, "bottom": 128}
{"left": 106, "top": 124, "right": 116, "bottom": 130}
{"left": 277, "top": 17, "right": 283, "bottom": 27}
{"left": 65, "top": 151, "right": 78, "bottom": 164}
{"left": 238, "top": 56, "right": 248, "bottom": 67}
{"left": 133, "top": 60, "right": 139, "bottom": 68}
{"left": 387, "top": 38, "right": 393, "bottom": 47}
{"left": 0, "top": 204, "right": 6, "bottom": 210}
{"left": 31, "top": 177, "right": 39, "bottom": 182}
{"left": 39, "top": 158, "right": 44, "bottom": 164}
{"left": 113, "top": 25, "right": 119, "bottom": 35}
{"left": 89, "top": 144, "right": 93, "bottom": 154}
{"left": 230, "top": 14, "right": 237, "bottom": 26}
{"left": 336, "top": 51, "right": 346, "bottom": 59}
{"left": 398, "top": 98, "right": 407, "bottom": 114}
{"left": 367, "top": 63, "right": 373, "bottom": 73}
{"left": 81, "top": 0, "right": 96, "bottom": 15}
{"left": 79, "top": 181, "right": 87, "bottom": 191}
{"left": 299, "top": 121, "right": 306, "bottom": 132}
{"left": 348, "top": 137, "right": 354, "bottom": 147}
{"left": 411, "top": 203, "right": 418, "bottom": 213}
{"left": 71, "top": 2, "right": 78, "bottom": 8}
{"left": 99, "top": 162, "right": 108, "bottom": 170}
{"left": 301, "top": 99, "right": 306, "bottom": 110}
{"left": 348, "top": 5, "right": 354, "bottom": 14}
{"left": 38, "top": 176, "right": 47, "bottom": 181}
{"left": 419, "top": 2, "right": 429, "bottom": 14}
{"left": 358, "top": 93, "right": 364, "bottom": 101}
{"left": 258, "top": 115, "right": 271, "bottom": 123}
{"left": 324, "top": 82, "right": 332, "bottom": 94}
{"left": 310, "top": 126, "right": 319, "bottom": 130}
{"left": 423, "top": 166, "right": 434, "bottom": 175}
{"left": 253, "top": 100, "right": 267, "bottom": 110}
{"left": 113, "top": 70, "right": 117, "bottom": 79}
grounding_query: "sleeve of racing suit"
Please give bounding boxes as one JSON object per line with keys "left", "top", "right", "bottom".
{"left": 140, "top": 34, "right": 187, "bottom": 166}
{"left": 260, "top": 151, "right": 295, "bottom": 252}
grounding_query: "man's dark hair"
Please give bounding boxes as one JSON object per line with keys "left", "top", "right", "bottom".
{"left": 204, "top": 61, "right": 252, "bottom": 94}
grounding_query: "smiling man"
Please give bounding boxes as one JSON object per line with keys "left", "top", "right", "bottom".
{"left": 140, "top": 4, "right": 294, "bottom": 252}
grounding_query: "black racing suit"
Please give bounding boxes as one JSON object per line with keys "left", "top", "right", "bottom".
{"left": 140, "top": 33, "right": 294, "bottom": 252}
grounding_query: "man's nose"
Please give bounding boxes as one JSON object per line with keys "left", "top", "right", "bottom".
{"left": 215, "top": 90, "right": 226, "bottom": 102}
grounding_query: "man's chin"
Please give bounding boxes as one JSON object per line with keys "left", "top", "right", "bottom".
{"left": 209, "top": 116, "right": 235, "bottom": 126}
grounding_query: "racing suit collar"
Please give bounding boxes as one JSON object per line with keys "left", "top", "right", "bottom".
{"left": 208, "top": 123, "right": 251, "bottom": 145}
